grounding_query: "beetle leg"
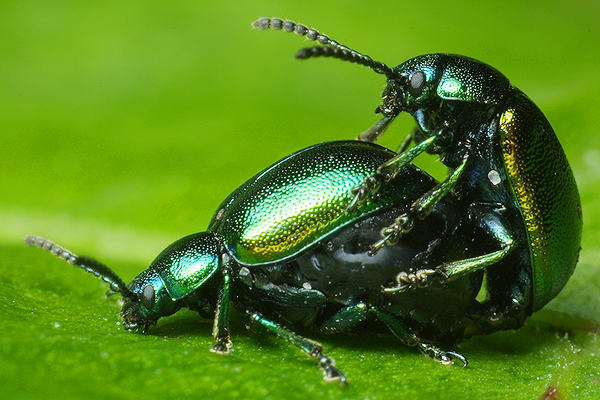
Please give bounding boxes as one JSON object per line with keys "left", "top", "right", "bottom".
{"left": 210, "top": 269, "right": 232, "bottom": 355}
{"left": 417, "top": 343, "right": 468, "bottom": 367}
{"left": 345, "top": 174, "right": 384, "bottom": 213}
{"left": 369, "top": 154, "right": 469, "bottom": 254}
{"left": 409, "top": 154, "right": 469, "bottom": 219}
{"left": 464, "top": 206, "right": 532, "bottom": 334}
{"left": 372, "top": 308, "right": 468, "bottom": 366}
{"left": 386, "top": 247, "right": 512, "bottom": 293}
{"left": 375, "top": 134, "right": 438, "bottom": 182}
{"left": 395, "top": 128, "right": 416, "bottom": 153}
{"left": 248, "top": 311, "right": 347, "bottom": 385}
{"left": 320, "top": 302, "right": 367, "bottom": 333}
{"left": 357, "top": 114, "right": 395, "bottom": 142}
{"left": 346, "top": 134, "right": 438, "bottom": 212}
{"left": 384, "top": 209, "right": 515, "bottom": 293}
{"left": 369, "top": 214, "right": 415, "bottom": 254}
{"left": 322, "top": 304, "right": 467, "bottom": 367}
{"left": 371, "top": 308, "right": 419, "bottom": 345}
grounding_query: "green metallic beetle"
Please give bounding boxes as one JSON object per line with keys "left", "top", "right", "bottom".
{"left": 254, "top": 17, "right": 582, "bottom": 334}
{"left": 28, "top": 141, "right": 491, "bottom": 384}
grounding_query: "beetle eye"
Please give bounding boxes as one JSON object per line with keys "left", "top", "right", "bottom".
{"left": 409, "top": 71, "right": 426, "bottom": 97}
{"left": 141, "top": 284, "right": 155, "bottom": 310}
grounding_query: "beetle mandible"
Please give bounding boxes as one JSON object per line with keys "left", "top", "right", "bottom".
{"left": 28, "top": 141, "right": 493, "bottom": 384}
{"left": 253, "top": 18, "right": 582, "bottom": 334}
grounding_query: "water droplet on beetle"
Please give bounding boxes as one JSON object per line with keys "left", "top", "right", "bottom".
{"left": 239, "top": 267, "right": 250, "bottom": 277}
{"left": 488, "top": 169, "right": 501, "bottom": 185}
{"left": 302, "top": 282, "right": 312, "bottom": 290}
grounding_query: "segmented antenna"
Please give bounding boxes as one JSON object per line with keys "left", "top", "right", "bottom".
{"left": 252, "top": 17, "right": 401, "bottom": 80}
{"left": 25, "top": 235, "right": 134, "bottom": 299}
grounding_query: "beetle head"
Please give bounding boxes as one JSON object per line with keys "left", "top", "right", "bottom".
{"left": 391, "top": 54, "right": 510, "bottom": 113}
{"left": 25, "top": 232, "right": 222, "bottom": 334}
{"left": 121, "top": 268, "right": 176, "bottom": 333}
{"left": 122, "top": 232, "right": 222, "bottom": 332}
{"left": 387, "top": 54, "right": 445, "bottom": 113}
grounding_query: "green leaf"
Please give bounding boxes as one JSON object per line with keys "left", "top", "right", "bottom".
{"left": 1, "top": 1, "right": 599, "bottom": 399}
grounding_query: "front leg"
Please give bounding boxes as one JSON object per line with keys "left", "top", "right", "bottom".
{"left": 395, "top": 128, "right": 416, "bottom": 153}
{"left": 357, "top": 114, "right": 396, "bottom": 142}
{"left": 369, "top": 154, "right": 469, "bottom": 254}
{"left": 347, "top": 118, "right": 457, "bottom": 213}
{"left": 210, "top": 263, "right": 232, "bottom": 354}
{"left": 346, "top": 134, "right": 439, "bottom": 212}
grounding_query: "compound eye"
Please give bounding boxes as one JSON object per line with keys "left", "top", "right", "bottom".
{"left": 141, "top": 284, "right": 155, "bottom": 310}
{"left": 409, "top": 70, "right": 426, "bottom": 97}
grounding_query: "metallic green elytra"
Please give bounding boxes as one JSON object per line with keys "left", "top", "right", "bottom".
{"left": 253, "top": 18, "right": 582, "bottom": 329}
{"left": 208, "top": 141, "right": 433, "bottom": 265}
{"left": 28, "top": 141, "right": 491, "bottom": 384}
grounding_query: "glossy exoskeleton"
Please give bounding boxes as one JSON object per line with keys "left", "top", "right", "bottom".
{"left": 253, "top": 18, "right": 582, "bottom": 334}
{"left": 27, "top": 141, "right": 489, "bottom": 384}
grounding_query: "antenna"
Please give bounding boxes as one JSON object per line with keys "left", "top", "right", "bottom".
{"left": 25, "top": 235, "right": 136, "bottom": 300}
{"left": 252, "top": 17, "right": 403, "bottom": 80}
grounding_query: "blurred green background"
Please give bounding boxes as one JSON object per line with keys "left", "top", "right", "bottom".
{"left": 1, "top": 1, "right": 599, "bottom": 399}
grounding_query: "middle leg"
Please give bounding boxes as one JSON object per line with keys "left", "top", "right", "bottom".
{"left": 249, "top": 311, "right": 347, "bottom": 384}
{"left": 383, "top": 206, "right": 515, "bottom": 293}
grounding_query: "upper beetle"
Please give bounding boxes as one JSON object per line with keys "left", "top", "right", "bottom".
{"left": 28, "top": 141, "right": 491, "bottom": 384}
{"left": 254, "top": 18, "right": 582, "bottom": 334}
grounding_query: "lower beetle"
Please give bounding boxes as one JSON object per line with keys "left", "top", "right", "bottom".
{"left": 254, "top": 18, "right": 582, "bottom": 334}
{"left": 27, "top": 141, "right": 489, "bottom": 384}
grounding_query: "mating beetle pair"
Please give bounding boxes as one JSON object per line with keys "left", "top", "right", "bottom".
{"left": 27, "top": 18, "right": 581, "bottom": 385}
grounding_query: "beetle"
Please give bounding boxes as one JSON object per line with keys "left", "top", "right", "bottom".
{"left": 253, "top": 18, "right": 582, "bottom": 334}
{"left": 27, "top": 140, "right": 493, "bottom": 384}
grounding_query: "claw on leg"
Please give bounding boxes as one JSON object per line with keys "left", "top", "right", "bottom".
{"left": 369, "top": 233, "right": 398, "bottom": 256}
{"left": 210, "top": 338, "right": 232, "bottom": 355}
{"left": 382, "top": 268, "right": 441, "bottom": 293}
{"left": 250, "top": 311, "right": 347, "bottom": 384}
{"left": 368, "top": 214, "right": 414, "bottom": 255}
{"left": 316, "top": 354, "right": 347, "bottom": 385}
{"left": 417, "top": 343, "right": 468, "bottom": 367}
{"left": 345, "top": 174, "right": 382, "bottom": 212}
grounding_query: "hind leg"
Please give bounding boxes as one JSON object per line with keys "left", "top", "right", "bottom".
{"left": 372, "top": 307, "right": 468, "bottom": 367}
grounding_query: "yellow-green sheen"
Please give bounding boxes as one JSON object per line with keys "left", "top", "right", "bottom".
{"left": 499, "top": 90, "right": 582, "bottom": 311}
{"left": 209, "top": 141, "right": 434, "bottom": 265}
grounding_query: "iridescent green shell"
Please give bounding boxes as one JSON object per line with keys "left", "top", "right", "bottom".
{"left": 209, "top": 141, "right": 436, "bottom": 266}
{"left": 499, "top": 90, "right": 582, "bottom": 311}
{"left": 145, "top": 232, "right": 220, "bottom": 301}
